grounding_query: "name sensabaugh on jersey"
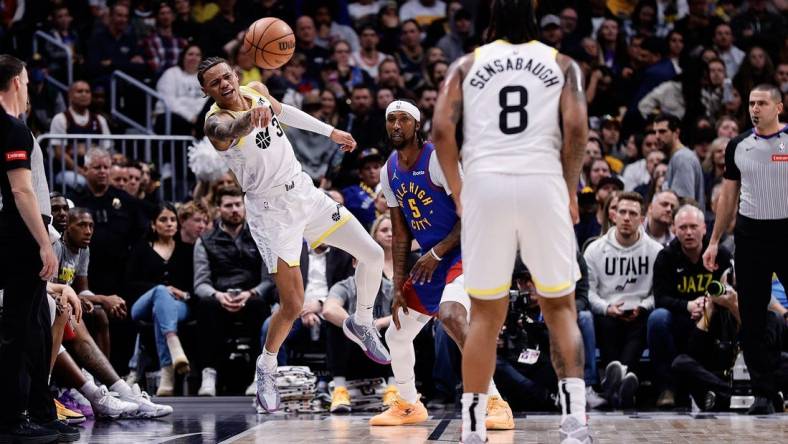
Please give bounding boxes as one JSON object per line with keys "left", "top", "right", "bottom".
{"left": 467, "top": 56, "right": 561, "bottom": 90}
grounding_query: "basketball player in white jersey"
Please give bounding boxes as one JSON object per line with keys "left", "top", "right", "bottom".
{"left": 433, "top": 1, "right": 591, "bottom": 443}
{"left": 198, "top": 57, "right": 391, "bottom": 413}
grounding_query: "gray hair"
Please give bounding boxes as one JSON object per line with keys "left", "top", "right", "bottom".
{"left": 84, "top": 147, "right": 110, "bottom": 166}
{"left": 674, "top": 204, "right": 705, "bottom": 223}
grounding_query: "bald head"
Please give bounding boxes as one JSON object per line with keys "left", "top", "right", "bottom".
{"left": 296, "top": 16, "right": 316, "bottom": 45}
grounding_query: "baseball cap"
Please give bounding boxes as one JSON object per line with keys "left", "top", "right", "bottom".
{"left": 597, "top": 176, "right": 624, "bottom": 191}
{"left": 358, "top": 148, "right": 383, "bottom": 166}
{"left": 540, "top": 14, "right": 561, "bottom": 29}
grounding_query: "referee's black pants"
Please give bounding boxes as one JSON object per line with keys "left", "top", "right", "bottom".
{"left": 0, "top": 227, "right": 56, "bottom": 425}
{"left": 734, "top": 215, "right": 788, "bottom": 398}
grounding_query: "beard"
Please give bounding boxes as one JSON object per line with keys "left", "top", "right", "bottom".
{"left": 391, "top": 133, "right": 414, "bottom": 151}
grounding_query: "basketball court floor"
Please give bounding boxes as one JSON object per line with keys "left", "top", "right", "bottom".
{"left": 69, "top": 397, "right": 787, "bottom": 443}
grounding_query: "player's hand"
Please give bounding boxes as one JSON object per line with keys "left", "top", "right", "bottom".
{"left": 62, "top": 285, "right": 83, "bottom": 325}
{"left": 39, "top": 244, "right": 58, "bottom": 280}
{"left": 569, "top": 192, "right": 579, "bottom": 224}
{"left": 391, "top": 289, "right": 408, "bottom": 330}
{"left": 410, "top": 251, "right": 441, "bottom": 285}
{"left": 301, "top": 312, "right": 321, "bottom": 327}
{"left": 330, "top": 129, "right": 357, "bottom": 152}
{"left": 248, "top": 105, "right": 273, "bottom": 128}
{"left": 702, "top": 242, "right": 719, "bottom": 271}
{"left": 81, "top": 298, "right": 95, "bottom": 314}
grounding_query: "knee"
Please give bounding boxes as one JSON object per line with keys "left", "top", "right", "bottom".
{"left": 92, "top": 305, "right": 110, "bottom": 328}
{"left": 153, "top": 285, "right": 169, "bottom": 298}
{"left": 647, "top": 308, "right": 672, "bottom": 332}
{"left": 577, "top": 309, "right": 593, "bottom": 325}
{"left": 438, "top": 303, "right": 468, "bottom": 337}
{"left": 277, "top": 300, "right": 302, "bottom": 321}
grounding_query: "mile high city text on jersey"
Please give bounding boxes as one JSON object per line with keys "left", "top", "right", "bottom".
{"left": 468, "top": 56, "right": 561, "bottom": 90}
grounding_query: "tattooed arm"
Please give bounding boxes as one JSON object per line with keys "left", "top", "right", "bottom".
{"left": 558, "top": 54, "right": 589, "bottom": 223}
{"left": 204, "top": 111, "right": 256, "bottom": 151}
{"left": 390, "top": 205, "right": 414, "bottom": 328}
{"left": 432, "top": 54, "right": 473, "bottom": 213}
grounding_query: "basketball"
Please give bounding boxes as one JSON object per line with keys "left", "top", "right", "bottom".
{"left": 242, "top": 17, "right": 296, "bottom": 70}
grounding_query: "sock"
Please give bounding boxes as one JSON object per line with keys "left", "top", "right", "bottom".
{"left": 461, "top": 393, "right": 488, "bottom": 442}
{"left": 488, "top": 378, "right": 500, "bottom": 397}
{"left": 396, "top": 376, "right": 419, "bottom": 404}
{"left": 80, "top": 380, "right": 102, "bottom": 403}
{"left": 110, "top": 380, "right": 133, "bottom": 397}
{"left": 353, "top": 304, "right": 373, "bottom": 324}
{"left": 261, "top": 347, "right": 277, "bottom": 372}
{"left": 333, "top": 376, "right": 347, "bottom": 388}
{"left": 559, "top": 378, "right": 587, "bottom": 425}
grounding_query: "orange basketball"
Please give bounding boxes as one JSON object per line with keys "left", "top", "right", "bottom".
{"left": 241, "top": 17, "right": 296, "bottom": 70}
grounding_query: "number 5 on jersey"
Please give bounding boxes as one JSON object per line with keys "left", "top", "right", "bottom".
{"left": 408, "top": 198, "right": 421, "bottom": 218}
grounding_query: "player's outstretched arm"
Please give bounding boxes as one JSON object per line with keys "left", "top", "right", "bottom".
{"left": 432, "top": 54, "right": 473, "bottom": 212}
{"left": 204, "top": 111, "right": 256, "bottom": 151}
{"left": 558, "top": 54, "right": 589, "bottom": 223}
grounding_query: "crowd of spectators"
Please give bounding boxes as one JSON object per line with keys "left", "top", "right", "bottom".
{"left": 2, "top": 0, "right": 788, "bottom": 413}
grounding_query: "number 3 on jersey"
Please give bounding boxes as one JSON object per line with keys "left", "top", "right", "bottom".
{"left": 499, "top": 85, "right": 528, "bottom": 135}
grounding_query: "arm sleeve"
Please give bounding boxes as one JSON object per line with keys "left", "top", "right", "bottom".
{"left": 379, "top": 164, "right": 399, "bottom": 207}
{"left": 193, "top": 238, "right": 218, "bottom": 299}
{"left": 2, "top": 122, "right": 34, "bottom": 171}
{"left": 653, "top": 250, "right": 686, "bottom": 313}
{"left": 723, "top": 137, "right": 741, "bottom": 181}
{"left": 277, "top": 104, "right": 334, "bottom": 137}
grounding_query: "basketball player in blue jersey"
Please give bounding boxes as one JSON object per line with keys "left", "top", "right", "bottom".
{"left": 433, "top": 1, "right": 591, "bottom": 443}
{"left": 369, "top": 100, "right": 514, "bottom": 428}
{"left": 199, "top": 57, "right": 390, "bottom": 413}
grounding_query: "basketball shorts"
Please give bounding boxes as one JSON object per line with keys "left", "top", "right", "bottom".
{"left": 461, "top": 173, "right": 580, "bottom": 299}
{"left": 402, "top": 260, "right": 470, "bottom": 317}
{"left": 245, "top": 172, "right": 352, "bottom": 273}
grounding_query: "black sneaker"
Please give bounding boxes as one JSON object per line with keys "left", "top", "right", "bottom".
{"left": 0, "top": 419, "right": 58, "bottom": 444}
{"left": 772, "top": 392, "right": 785, "bottom": 413}
{"left": 601, "top": 361, "right": 625, "bottom": 404}
{"left": 618, "top": 372, "right": 639, "bottom": 410}
{"left": 746, "top": 396, "right": 775, "bottom": 415}
{"left": 38, "top": 420, "right": 80, "bottom": 443}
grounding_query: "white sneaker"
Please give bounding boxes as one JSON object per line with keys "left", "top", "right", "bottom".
{"left": 92, "top": 386, "right": 139, "bottom": 419}
{"left": 198, "top": 368, "right": 217, "bottom": 396}
{"left": 245, "top": 373, "right": 257, "bottom": 396}
{"left": 120, "top": 384, "right": 173, "bottom": 418}
{"left": 586, "top": 386, "right": 607, "bottom": 409}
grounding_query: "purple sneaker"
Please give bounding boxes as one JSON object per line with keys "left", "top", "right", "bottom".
{"left": 59, "top": 390, "right": 94, "bottom": 418}
{"left": 342, "top": 316, "right": 391, "bottom": 365}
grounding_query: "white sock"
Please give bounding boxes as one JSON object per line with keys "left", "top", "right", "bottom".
{"left": 333, "top": 376, "right": 347, "bottom": 388}
{"left": 488, "top": 378, "right": 500, "bottom": 397}
{"left": 80, "top": 380, "right": 102, "bottom": 403}
{"left": 353, "top": 304, "right": 373, "bottom": 324}
{"left": 385, "top": 308, "right": 426, "bottom": 404}
{"left": 559, "top": 378, "right": 587, "bottom": 425}
{"left": 110, "top": 380, "right": 133, "bottom": 397}
{"left": 461, "top": 393, "right": 488, "bottom": 442}
{"left": 261, "top": 347, "right": 277, "bottom": 372}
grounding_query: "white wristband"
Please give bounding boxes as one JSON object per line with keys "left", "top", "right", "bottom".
{"left": 429, "top": 248, "right": 443, "bottom": 261}
{"left": 277, "top": 104, "right": 334, "bottom": 137}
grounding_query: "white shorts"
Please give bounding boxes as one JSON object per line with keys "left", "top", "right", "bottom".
{"left": 440, "top": 274, "right": 471, "bottom": 322}
{"left": 461, "top": 173, "right": 580, "bottom": 299}
{"left": 245, "top": 172, "right": 353, "bottom": 273}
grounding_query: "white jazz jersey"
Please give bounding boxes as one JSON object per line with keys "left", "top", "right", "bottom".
{"left": 206, "top": 85, "right": 301, "bottom": 193}
{"left": 461, "top": 40, "right": 564, "bottom": 177}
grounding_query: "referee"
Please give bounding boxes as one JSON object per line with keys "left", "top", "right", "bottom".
{"left": 0, "top": 55, "right": 79, "bottom": 442}
{"left": 704, "top": 83, "right": 788, "bottom": 415}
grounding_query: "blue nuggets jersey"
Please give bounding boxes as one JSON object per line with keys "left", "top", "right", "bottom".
{"left": 382, "top": 143, "right": 462, "bottom": 315}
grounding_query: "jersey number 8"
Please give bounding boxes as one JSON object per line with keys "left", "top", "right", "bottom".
{"left": 498, "top": 85, "right": 528, "bottom": 135}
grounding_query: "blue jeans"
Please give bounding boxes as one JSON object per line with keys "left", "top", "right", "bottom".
{"left": 646, "top": 307, "right": 694, "bottom": 390}
{"left": 577, "top": 310, "right": 599, "bottom": 385}
{"left": 260, "top": 316, "right": 306, "bottom": 366}
{"left": 130, "top": 285, "right": 189, "bottom": 367}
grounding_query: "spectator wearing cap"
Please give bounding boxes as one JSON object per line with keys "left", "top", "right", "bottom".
{"left": 539, "top": 14, "right": 562, "bottom": 50}
{"left": 289, "top": 92, "right": 339, "bottom": 182}
{"left": 399, "top": 0, "right": 446, "bottom": 27}
{"left": 353, "top": 24, "right": 391, "bottom": 80}
{"left": 342, "top": 148, "right": 383, "bottom": 230}
{"left": 436, "top": 8, "right": 474, "bottom": 63}
{"left": 314, "top": 5, "right": 361, "bottom": 53}
{"left": 584, "top": 192, "right": 663, "bottom": 408}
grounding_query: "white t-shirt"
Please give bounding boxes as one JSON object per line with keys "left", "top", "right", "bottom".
{"left": 399, "top": 0, "right": 446, "bottom": 26}
{"left": 155, "top": 66, "right": 208, "bottom": 122}
{"left": 352, "top": 51, "right": 389, "bottom": 79}
{"left": 348, "top": 1, "right": 384, "bottom": 23}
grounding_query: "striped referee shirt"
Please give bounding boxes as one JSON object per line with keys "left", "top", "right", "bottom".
{"left": 724, "top": 125, "right": 788, "bottom": 220}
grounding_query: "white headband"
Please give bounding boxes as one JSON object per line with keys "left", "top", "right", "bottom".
{"left": 386, "top": 100, "right": 421, "bottom": 122}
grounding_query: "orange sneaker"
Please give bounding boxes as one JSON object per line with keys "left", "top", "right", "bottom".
{"left": 382, "top": 385, "right": 399, "bottom": 406}
{"left": 55, "top": 399, "right": 86, "bottom": 425}
{"left": 330, "top": 386, "right": 351, "bottom": 414}
{"left": 486, "top": 395, "right": 514, "bottom": 430}
{"left": 369, "top": 395, "right": 428, "bottom": 426}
